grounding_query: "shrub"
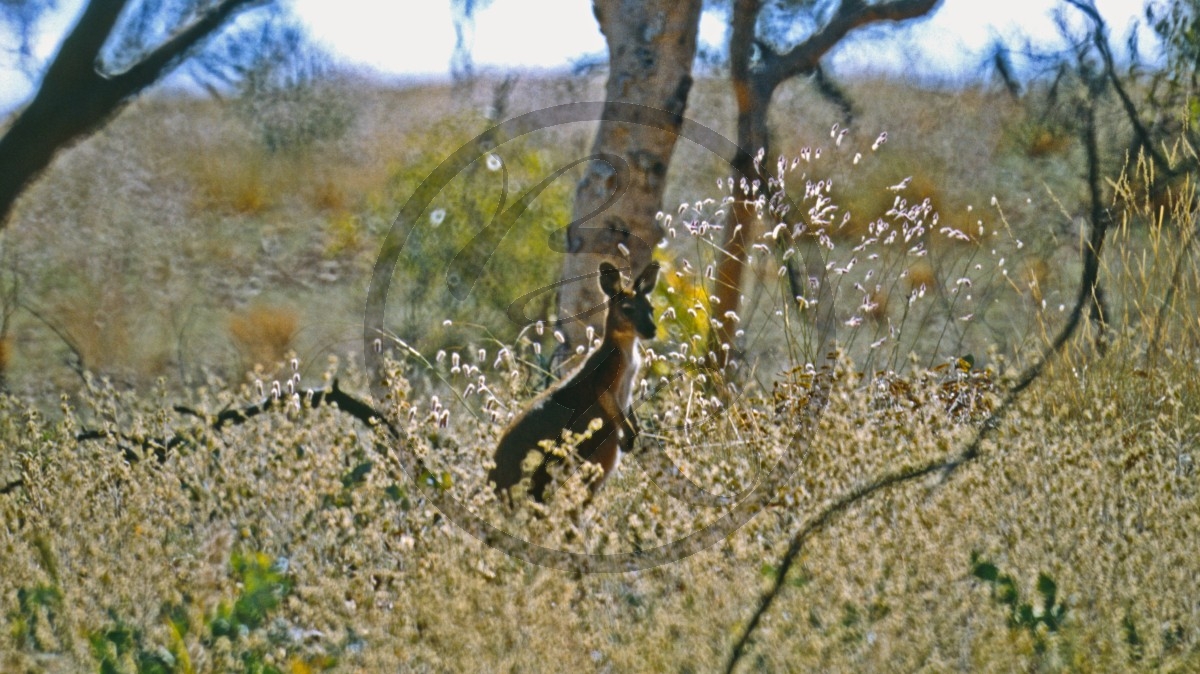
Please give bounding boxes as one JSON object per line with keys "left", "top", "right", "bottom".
{"left": 228, "top": 305, "right": 299, "bottom": 371}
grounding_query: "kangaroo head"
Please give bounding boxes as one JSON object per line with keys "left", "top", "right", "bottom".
{"left": 598, "top": 261, "right": 659, "bottom": 340}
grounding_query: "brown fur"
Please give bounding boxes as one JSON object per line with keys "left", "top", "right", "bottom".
{"left": 489, "top": 262, "right": 658, "bottom": 502}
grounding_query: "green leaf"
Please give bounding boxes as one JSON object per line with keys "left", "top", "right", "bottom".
{"left": 972, "top": 561, "right": 999, "bottom": 582}
{"left": 1015, "top": 604, "right": 1035, "bottom": 627}
{"left": 1036, "top": 573, "right": 1057, "bottom": 602}
{"left": 210, "top": 617, "right": 233, "bottom": 639}
{"left": 163, "top": 601, "right": 190, "bottom": 639}
{"left": 1123, "top": 612, "right": 1144, "bottom": 662}
{"left": 341, "top": 461, "right": 373, "bottom": 488}
{"left": 995, "top": 576, "right": 1018, "bottom": 606}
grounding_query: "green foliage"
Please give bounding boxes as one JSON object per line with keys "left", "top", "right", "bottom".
{"left": 1146, "top": 1, "right": 1200, "bottom": 134}
{"left": 1122, "top": 610, "right": 1144, "bottom": 663}
{"left": 1148, "top": 0, "right": 1200, "bottom": 89}
{"left": 340, "top": 460, "right": 373, "bottom": 489}
{"left": 650, "top": 256, "right": 710, "bottom": 359}
{"left": 80, "top": 550, "right": 336, "bottom": 674}
{"left": 375, "top": 115, "right": 571, "bottom": 354}
{"left": 212, "top": 551, "right": 293, "bottom": 637}
{"left": 9, "top": 583, "right": 63, "bottom": 652}
{"left": 89, "top": 614, "right": 183, "bottom": 674}
{"left": 970, "top": 552, "right": 1067, "bottom": 653}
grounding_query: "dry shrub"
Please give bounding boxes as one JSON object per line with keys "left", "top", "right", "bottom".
{"left": 228, "top": 304, "right": 298, "bottom": 370}
{"left": 322, "top": 210, "right": 362, "bottom": 257}
{"left": 1026, "top": 125, "right": 1072, "bottom": 158}
{"left": 309, "top": 176, "right": 348, "bottom": 212}
{"left": 189, "top": 153, "right": 274, "bottom": 215}
{"left": 3, "top": 77, "right": 1200, "bottom": 672}
{"left": 53, "top": 292, "right": 134, "bottom": 375}
{"left": 1143, "top": 173, "right": 1195, "bottom": 221}
{"left": 0, "top": 340, "right": 1196, "bottom": 672}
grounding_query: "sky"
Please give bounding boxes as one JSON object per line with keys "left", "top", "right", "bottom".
{"left": 0, "top": 0, "right": 1154, "bottom": 111}
{"left": 289, "top": 0, "right": 1150, "bottom": 77}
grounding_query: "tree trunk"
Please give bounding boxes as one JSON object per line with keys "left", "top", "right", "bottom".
{"left": 708, "top": 0, "right": 940, "bottom": 367}
{"left": 710, "top": 0, "right": 769, "bottom": 365}
{"left": 555, "top": 0, "right": 702, "bottom": 355}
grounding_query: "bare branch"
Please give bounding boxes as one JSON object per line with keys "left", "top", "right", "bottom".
{"left": 812, "top": 63, "right": 854, "bottom": 122}
{"left": 17, "top": 299, "right": 87, "bottom": 384}
{"left": 730, "top": 0, "right": 762, "bottom": 99}
{"left": 0, "top": 0, "right": 269, "bottom": 228}
{"left": 71, "top": 379, "right": 399, "bottom": 468}
{"left": 724, "top": 90, "right": 1114, "bottom": 674}
{"left": 1066, "top": 0, "right": 1174, "bottom": 175}
{"left": 764, "top": 0, "right": 941, "bottom": 88}
{"left": 112, "top": 0, "right": 269, "bottom": 102}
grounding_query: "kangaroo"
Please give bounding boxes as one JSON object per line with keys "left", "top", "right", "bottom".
{"left": 489, "top": 261, "right": 659, "bottom": 502}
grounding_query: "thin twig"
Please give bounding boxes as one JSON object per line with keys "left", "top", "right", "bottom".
{"left": 1065, "top": 0, "right": 1177, "bottom": 177}
{"left": 18, "top": 299, "right": 87, "bottom": 384}
{"left": 724, "top": 87, "right": 1114, "bottom": 674}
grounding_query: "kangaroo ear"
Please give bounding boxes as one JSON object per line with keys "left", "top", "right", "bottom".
{"left": 634, "top": 262, "right": 659, "bottom": 295}
{"left": 598, "top": 262, "right": 623, "bottom": 297}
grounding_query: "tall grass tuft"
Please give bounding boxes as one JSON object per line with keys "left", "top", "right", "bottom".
{"left": 228, "top": 304, "right": 299, "bottom": 372}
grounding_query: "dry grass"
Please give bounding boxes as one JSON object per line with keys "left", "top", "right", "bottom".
{"left": 0, "top": 333, "right": 1196, "bottom": 672}
{"left": 228, "top": 304, "right": 299, "bottom": 372}
{"left": 0, "top": 73, "right": 1198, "bottom": 672}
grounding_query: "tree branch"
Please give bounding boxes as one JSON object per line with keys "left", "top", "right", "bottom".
{"left": 724, "top": 88, "right": 1113, "bottom": 674}
{"left": 111, "top": 0, "right": 268, "bottom": 103}
{"left": 1066, "top": 0, "right": 1174, "bottom": 176}
{"left": 0, "top": 0, "right": 268, "bottom": 228}
{"left": 812, "top": 63, "right": 855, "bottom": 123}
{"left": 764, "top": 0, "right": 940, "bottom": 89}
{"left": 183, "top": 378, "right": 399, "bottom": 439}
{"left": 73, "top": 379, "right": 398, "bottom": 466}
{"left": 730, "top": 0, "right": 763, "bottom": 106}
{"left": 37, "top": 0, "right": 133, "bottom": 98}
{"left": 0, "top": 380, "right": 397, "bottom": 498}
{"left": 17, "top": 299, "right": 87, "bottom": 385}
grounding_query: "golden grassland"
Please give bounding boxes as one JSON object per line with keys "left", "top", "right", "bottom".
{"left": 0, "top": 73, "right": 1198, "bottom": 671}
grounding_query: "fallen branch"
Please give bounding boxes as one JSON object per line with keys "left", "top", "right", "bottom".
{"left": 175, "top": 378, "right": 398, "bottom": 438}
{"left": 0, "top": 377, "right": 400, "bottom": 499}
{"left": 76, "top": 379, "right": 396, "bottom": 463}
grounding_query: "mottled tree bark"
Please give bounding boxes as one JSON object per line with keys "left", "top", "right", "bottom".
{"left": 709, "top": 0, "right": 941, "bottom": 366}
{"left": 556, "top": 0, "right": 702, "bottom": 355}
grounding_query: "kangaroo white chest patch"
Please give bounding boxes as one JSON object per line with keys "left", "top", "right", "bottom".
{"left": 619, "top": 342, "right": 641, "bottom": 411}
